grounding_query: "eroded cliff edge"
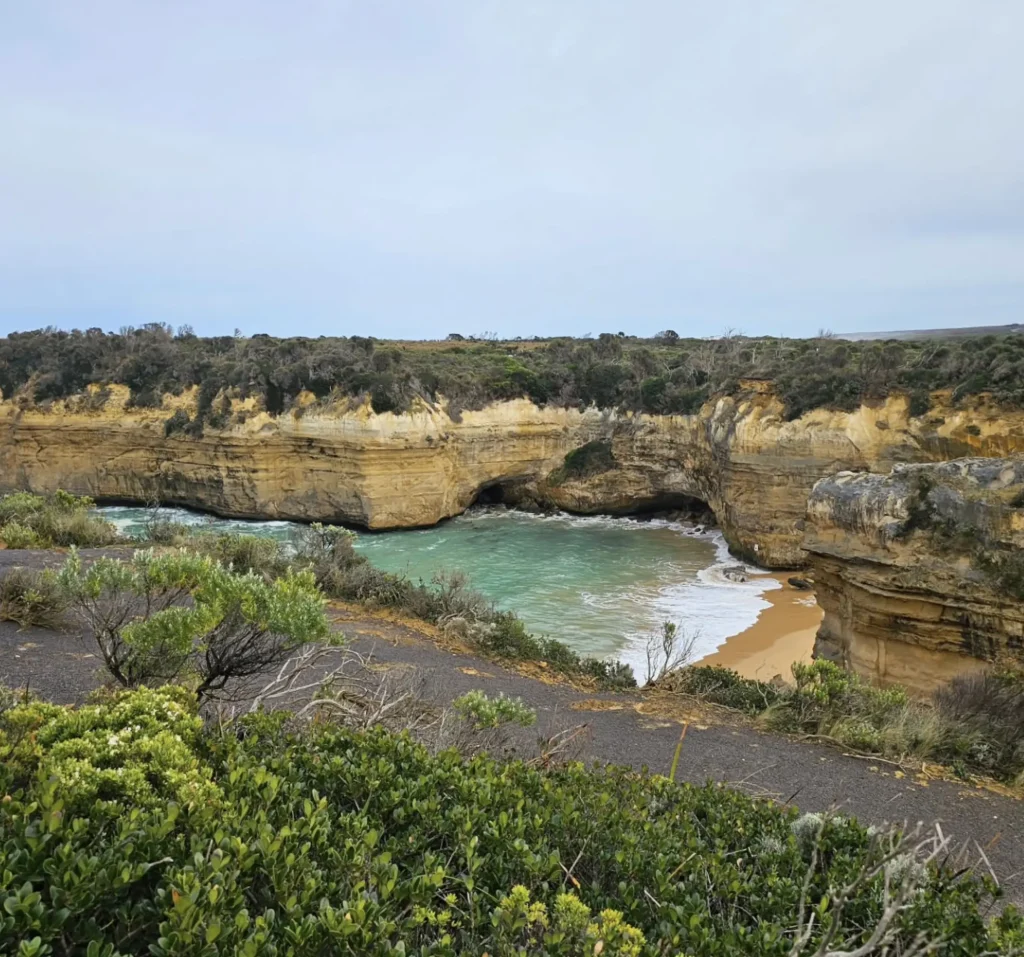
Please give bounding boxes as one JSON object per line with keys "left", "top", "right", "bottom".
{"left": 2, "top": 383, "right": 1024, "bottom": 568}
{"left": 804, "top": 458, "right": 1024, "bottom": 694}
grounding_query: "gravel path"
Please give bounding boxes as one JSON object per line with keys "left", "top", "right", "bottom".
{"left": 1, "top": 548, "right": 1020, "bottom": 903}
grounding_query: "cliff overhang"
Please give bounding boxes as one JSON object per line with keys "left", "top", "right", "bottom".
{"left": 2, "top": 384, "right": 1024, "bottom": 570}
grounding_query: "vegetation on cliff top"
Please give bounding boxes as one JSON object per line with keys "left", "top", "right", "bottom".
{"left": 4, "top": 324, "right": 1024, "bottom": 425}
{"left": 896, "top": 469, "right": 1024, "bottom": 603}
{"left": 0, "top": 685, "right": 1019, "bottom": 955}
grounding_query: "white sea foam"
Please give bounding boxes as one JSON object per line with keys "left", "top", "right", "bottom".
{"left": 451, "top": 506, "right": 781, "bottom": 680}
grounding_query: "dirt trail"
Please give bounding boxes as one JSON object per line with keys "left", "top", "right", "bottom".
{"left": 3, "top": 599, "right": 1021, "bottom": 903}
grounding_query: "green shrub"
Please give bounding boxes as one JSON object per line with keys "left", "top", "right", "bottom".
{"left": 452, "top": 690, "right": 536, "bottom": 729}
{"left": 0, "top": 685, "right": 216, "bottom": 813}
{"left": 0, "top": 521, "right": 41, "bottom": 549}
{"left": 0, "top": 689, "right": 1015, "bottom": 955}
{"left": 471, "top": 611, "right": 636, "bottom": 688}
{"left": 680, "top": 660, "right": 1024, "bottom": 784}
{"left": 0, "top": 567, "right": 67, "bottom": 629}
{"left": 291, "top": 521, "right": 366, "bottom": 592}
{"left": 140, "top": 518, "right": 192, "bottom": 545}
{"left": 934, "top": 668, "right": 1024, "bottom": 783}
{"left": 0, "top": 491, "right": 47, "bottom": 525}
{"left": 55, "top": 548, "right": 331, "bottom": 698}
{"left": 548, "top": 440, "right": 617, "bottom": 485}
{"left": 0, "top": 490, "right": 119, "bottom": 548}
{"left": 162, "top": 408, "right": 191, "bottom": 436}
{"left": 659, "top": 665, "right": 781, "bottom": 714}
{"left": 763, "top": 661, "right": 911, "bottom": 739}
{"left": 6, "top": 326, "right": 1024, "bottom": 422}
{"left": 491, "top": 885, "right": 644, "bottom": 956}
{"left": 183, "top": 530, "right": 292, "bottom": 579}
{"left": 908, "top": 389, "right": 932, "bottom": 417}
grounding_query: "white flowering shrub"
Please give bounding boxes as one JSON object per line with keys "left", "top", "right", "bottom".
{"left": 1, "top": 685, "right": 218, "bottom": 811}
{"left": 452, "top": 690, "right": 536, "bottom": 729}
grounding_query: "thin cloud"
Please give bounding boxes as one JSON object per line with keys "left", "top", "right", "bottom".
{"left": 0, "top": 0, "right": 1021, "bottom": 338}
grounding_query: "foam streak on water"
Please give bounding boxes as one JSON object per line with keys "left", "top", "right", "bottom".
{"left": 100, "top": 505, "right": 776, "bottom": 677}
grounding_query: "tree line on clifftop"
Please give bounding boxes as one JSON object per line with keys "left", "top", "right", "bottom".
{"left": 3, "top": 325, "right": 1024, "bottom": 426}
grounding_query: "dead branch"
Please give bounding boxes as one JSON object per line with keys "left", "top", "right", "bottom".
{"left": 788, "top": 818, "right": 952, "bottom": 957}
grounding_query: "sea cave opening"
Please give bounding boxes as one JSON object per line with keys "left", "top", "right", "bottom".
{"left": 469, "top": 480, "right": 717, "bottom": 528}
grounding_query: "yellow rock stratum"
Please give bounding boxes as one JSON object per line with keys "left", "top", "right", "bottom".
{"left": 804, "top": 458, "right": 1024, "bottom": 694}
{"left": 2, "top": 383, "right": 1023, "bottom": 569}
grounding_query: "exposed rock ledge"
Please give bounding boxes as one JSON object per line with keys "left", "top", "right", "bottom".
{"left": 804, "top": 458, "right": 1024, "bottom": 694}
{"left": 2, "top": 384, "right": 1024, "bottom": 569}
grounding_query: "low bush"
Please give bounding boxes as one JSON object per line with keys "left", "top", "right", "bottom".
{"left": 0, "top": 567, "right": 67, "bottom": 629}
{"left": 55, "top": 548, "right": 331, "bottom": 699}
{"left": 762, "top": 661, "right": 945, "bottom": 760}
{"left": 136, "top": 513, "right": 193, "bottom": 546}
{"left": 0, "top": 685, "right": 216, "bottom": 813}
{"left": 766, "top": 660, "right": 912, "bottom": 733}
{"left": 0, "top": 688, "right": 1017, "bottom": 955}
{"left": 661, "top": 661, "right": 1024, "bottom": 784}
{"left": 934, "top": 667, "right": 1024, "bottom": 782}
{"left": 469, "top": 610, "right": 637, "bottom": 689}
{"left": 0, "top": 490, "right": 119, "bottom": 548}
{"left": 0, "top": 521, "right": 41, "bottom": 549}
{"left": 547, "top": 440, "right": 617, "bottom": 485}
{"left": 291, "top": 521, "right": 368, "bottom": 592}
{"left": 162, "top": 407, "right": 191, "bottom": 436}
{"left": 657, "top": 665, "right": 782, "bottom": 714}
{"left": 452, "top": 689, "right": 536, "bottom": 729}
{"left": 182, "top": 530, "right": 293, "bottom": 580}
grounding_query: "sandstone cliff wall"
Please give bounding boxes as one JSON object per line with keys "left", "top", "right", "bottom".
{"left": 803, "top": 459, "right": 1024, "bottom": 694}
{"left": 2, "top": 384, "right": 1024, "bottom": 568}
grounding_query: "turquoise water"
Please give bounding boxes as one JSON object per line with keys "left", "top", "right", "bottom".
{"left": 100, "top": 505, "right": 778, "bottom": 674}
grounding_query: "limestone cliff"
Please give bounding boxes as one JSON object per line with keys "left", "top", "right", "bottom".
{"left": 804, "top": 458, "right": 1024, "bottom": 694}
{"left": 2, "top": 384, "right": 1024, "bottom": 568}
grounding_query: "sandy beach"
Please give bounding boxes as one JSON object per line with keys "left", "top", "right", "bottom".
{"left": 697, "top": 574, "right": 822, "bottom": 682}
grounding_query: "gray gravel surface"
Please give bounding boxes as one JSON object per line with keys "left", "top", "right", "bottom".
{"left": 1, "top": 547, "right": 1020, "bottom": 903}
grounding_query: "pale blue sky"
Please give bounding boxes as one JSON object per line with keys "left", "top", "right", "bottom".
{"left": 1, "top": 1, "right": 1022, "bottom": 339}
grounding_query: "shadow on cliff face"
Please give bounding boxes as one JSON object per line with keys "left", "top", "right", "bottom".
{"left": 471, "top": 478, "right": 717, "bottom": 525}
{"left": 472, "top": 482, "right": 516, "bottom": 507}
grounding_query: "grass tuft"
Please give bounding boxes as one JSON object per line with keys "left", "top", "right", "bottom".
{"left": 0, "top": 567, "right": 68, "bottom": 629}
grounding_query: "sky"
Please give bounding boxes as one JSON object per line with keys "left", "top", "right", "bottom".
{"left": 1, "top": 1, "right": 1022, "bottom": 340}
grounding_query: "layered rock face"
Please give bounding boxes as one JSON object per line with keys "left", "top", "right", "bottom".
{"left": 2, "top": 384, "right": 1024, "bottom": 568}
{"left": 804, "top": 459, "right": 1024, "bottom": 694}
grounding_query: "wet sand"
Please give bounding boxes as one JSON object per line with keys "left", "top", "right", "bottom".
{"left": 697, "top": 574, "right": 822, "bottom": 682}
